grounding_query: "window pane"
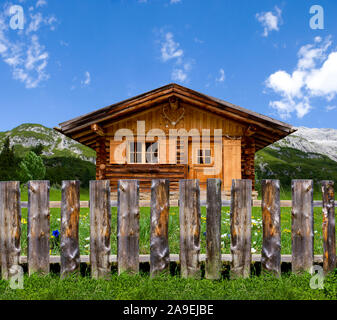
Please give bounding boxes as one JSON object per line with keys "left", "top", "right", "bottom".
{"left": 146, "top": 142, "right": 158, "bottom": 164}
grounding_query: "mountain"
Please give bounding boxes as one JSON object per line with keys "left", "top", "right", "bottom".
{"left": 275, "top": 127, "right": 337, "bottom": 162}
{"left": 255, "top": 126, "right": 337, "bottom": 190}
{"left": 0, "top": 123, "right": 96, "bottom": 163}
{"left": 1, "top": 123, "right": 336, "bottom": 190}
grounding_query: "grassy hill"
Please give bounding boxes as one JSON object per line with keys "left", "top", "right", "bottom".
{"left": 0, "top": 123, "right": 96, "bottom": 162}
{"left": 0, "top": 123, "right": 96, "bottom": 187}
{"left": 255, "top": 145, "right": 337, "bottom": 195}
{"left": 1, "top": 123, "right": 337, "bottom": 192}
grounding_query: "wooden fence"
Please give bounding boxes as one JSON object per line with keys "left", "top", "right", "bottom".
{"left": 0, "top": 179, "right": 335, "bottom": 280}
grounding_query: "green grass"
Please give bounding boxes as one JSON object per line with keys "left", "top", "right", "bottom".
{"left": 255, "top": 146, "right": 337, "bottom": 192}
{"left": 7, "top": 187, "right": 337, "bottom": 301}
{"left": 19, "top": 206, "right": 329, "bottom": 256}
{"left": 18, "top": 187, "right": 331, "bottom": 256}
{"left": 1, "top": 272, "right": 337, "bottom": 300}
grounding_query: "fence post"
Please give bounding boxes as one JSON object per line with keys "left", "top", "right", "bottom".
{"left": 90, "top": 180, "right": 111, "bottom": 279}
{"left": 291, "top": 180, "right": 314, "bottom": 274}
{"left": 28, "top": 180, "right": 50, "bottom": 276}
{"left": 150, "top": 179, "right": 170, "bottom": 277}
{"left": 117, "top": 180, "right": 140, "bottom": 275}
{"left": 321, "top": 180, "right": 336, "bottom": 274}
{"left": 205, "top": 178, "right": 222, "bottom": 280}
{"left": 261, "top": 180, "right": 281, "bottom": 276}
{"left": 230, "top": 179, "right": 252, "bottom": 278}
{"left": 0, "top": 182, "right": 21, "bottom": 280}
{"left": 179, "top": 179, "right": 201, "bottom": 279}
{"left": 60, "top": 180, "right": 81, "bottom": 278}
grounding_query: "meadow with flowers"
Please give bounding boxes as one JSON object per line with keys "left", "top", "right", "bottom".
{"left": 0, "top": 186, "right": 335, "bottom": 300}
{"left": 18, "top": 186, "right": 327, "bottom": 257}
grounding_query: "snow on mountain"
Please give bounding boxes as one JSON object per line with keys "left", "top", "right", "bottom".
{"left": 275, "top": 126, "right": 337, "bottom": 162}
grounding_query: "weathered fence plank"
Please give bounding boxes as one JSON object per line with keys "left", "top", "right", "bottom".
{"left": 150, "top": 179, "right": 170, "bottom": 277}
{"left": 230, "top": 179, "right": 252, "bottom": 278}
{"left": 60, "top": 180, "right": 81, "bottom": 278}
{"left": 291, "top": 180, "right": 314, "bottom": 274}
{"left": 205, "top": 179, "right": 222, "bottom": 280}
{"left": 321, "top": 181, "right": 336, "bottom": 274}
{"left": 0, "top": 182, "right": 21, "bottom": 280}
{"left": 179, "top": 180, "right": 201, "bottom": 279}
{"left": 261, "top": 180, "right": 281, "bottom": 276}
{"left": 28, "top": 181, "right": 50, "bottom": 275}
{"left": 90, "top": 180, "right": 111, "bottom": 279}
{"left": 117, "top": 180, "right": 140, "bottom": 275}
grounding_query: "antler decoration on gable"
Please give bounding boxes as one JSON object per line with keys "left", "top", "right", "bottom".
{"left": 162, "top": 96, "right": 185, "bottom": 126}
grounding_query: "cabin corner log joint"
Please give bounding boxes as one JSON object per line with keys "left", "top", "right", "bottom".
{"left": 55, "top": 83, "right": 295, "bottom": 193}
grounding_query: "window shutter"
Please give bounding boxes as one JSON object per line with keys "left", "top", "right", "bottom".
{"left": 168, "top": 137, "right": 177, "bottom": 164}
{"left": 223, "top": 139, "right": 241, "bottom": 190}
{"left": 110, "top": 139, "right": 126, "bottom": 164}
{"left": 159, "top": 138, "right": 167, "bottom": 164}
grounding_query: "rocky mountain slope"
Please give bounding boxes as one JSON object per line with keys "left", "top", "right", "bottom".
{"left": 1, "top": 123, "right": 336, "bottom": 189}
{"left": 255, "top": 126, "right": 337, "bottom": 189}
{"left": 274, "top": 127, "right": 337, "bottom": 162}
{"left": 0, "top": 123, "right": 96, "bottom": 163}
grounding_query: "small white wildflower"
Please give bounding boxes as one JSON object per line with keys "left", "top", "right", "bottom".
{"left": 85, "top": 237, "right": 90, "bottom": 241}
{"left": 84, "top": 244, "right": 90, "bottom": 248}
{"left": 251, "top": 248, "right": 256, "bottom": 253}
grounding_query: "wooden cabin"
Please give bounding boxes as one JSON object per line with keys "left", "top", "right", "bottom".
{"left": 55, "top": 83, "right": 295, "bottom": 196}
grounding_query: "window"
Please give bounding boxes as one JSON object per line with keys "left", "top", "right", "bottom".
{"left": 129, "top": 142, "right": 142, "bottom": 163}
{"left": 197, "top": 149, "right": 211, "bottom": 164}
{"left": 145, "top": 142, "right": 158, "bottom": 164}
{"left": 128, "top": 141, "right": 159, "bottom": 164}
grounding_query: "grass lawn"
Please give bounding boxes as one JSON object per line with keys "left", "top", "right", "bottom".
{"left": 7, "top": 185, "right": 335, "bottom": 301}
{"left": 1, "top": 272, "right": 337, "bottom": 300}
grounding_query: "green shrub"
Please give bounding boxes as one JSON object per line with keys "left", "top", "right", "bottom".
{"left": 18, "top": 151, "right": 46, "bottom": 183}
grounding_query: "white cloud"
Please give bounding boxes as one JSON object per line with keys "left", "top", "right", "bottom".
{"left": 36, "top": 0, "right": 47, "bottom": 8}
{"left": 172, "top": 69, "right": 187, "bottom": 82}
{"left": 81, "top": 71, "right": 91, "bottom": 86}
{"left": 265, "top": 36, "right": 337, "bottom": 119}
{"left": 194, "top": 37, "right": 204, "bottom": 44}
{"left": 256, "top": 7, "right": 282, "bottom": 37}
{"left": 0, "top": 1, "right": 56, "bottom": 88}
{"left": 159, "top": 30, "right": 192, "bottom": 83}
{"left": 161, "top": 32, "right": 183, "bottom": 62}
{"left": 216, "top": 68, "right": 225, "bottom": 82}
{"left": 170, "top": 0, "right": 181, "bottom": 4}
{"left": 26, "top": 12, "right": 57, "bottom": 34}
{"left": 326, "top": 105, "right": 337, "bottom": 112}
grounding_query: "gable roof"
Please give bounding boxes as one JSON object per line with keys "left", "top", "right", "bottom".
{"left": 54, "top": 83, "right": 296, "bottom": 151}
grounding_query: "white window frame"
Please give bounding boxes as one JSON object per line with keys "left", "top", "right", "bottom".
{"left": 127, "top": 141, "right": 159, "bottom": 164}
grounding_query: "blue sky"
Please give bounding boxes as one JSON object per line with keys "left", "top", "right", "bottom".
{"left": 0, "top": 0, "right": 337, "bottom": 131}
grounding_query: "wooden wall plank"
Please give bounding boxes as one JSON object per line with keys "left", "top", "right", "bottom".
{"left": 150, "top": 180, "right": 170, "bottom": 276}
{"left": 321, "top": 180, "right": 336, "bottom": 274}
{"left": 60, "top": 180, "right": 81, "bottom": 278}
{"left": 28, "top": 181, "right": 50, "bottom": 276}
{"left": 230, "top": 179, "right": 252, "bottom": 278}
{"left": 0, "top": 181, "right": 21, "bottom": 280}
{"left": 117, "top": 180, "right": 140, "bottom": 275}
{"left": 179, "top": 179, "right": 201, "bottom": 279}
{"left": 291, "top": 180, "right": 314, "bottom": 274}
{"left": 90, "top": 180, "right": 111, "bottom": 279}
{"left": 205, "top": 179, "right": 222, "bottom": 280}
{"left": 261, "top": 180, "right": 281, "bottom": 276}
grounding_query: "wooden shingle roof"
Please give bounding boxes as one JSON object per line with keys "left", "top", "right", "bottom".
{"left": 55, "top": 83, "right": 296, "bottom": 151}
